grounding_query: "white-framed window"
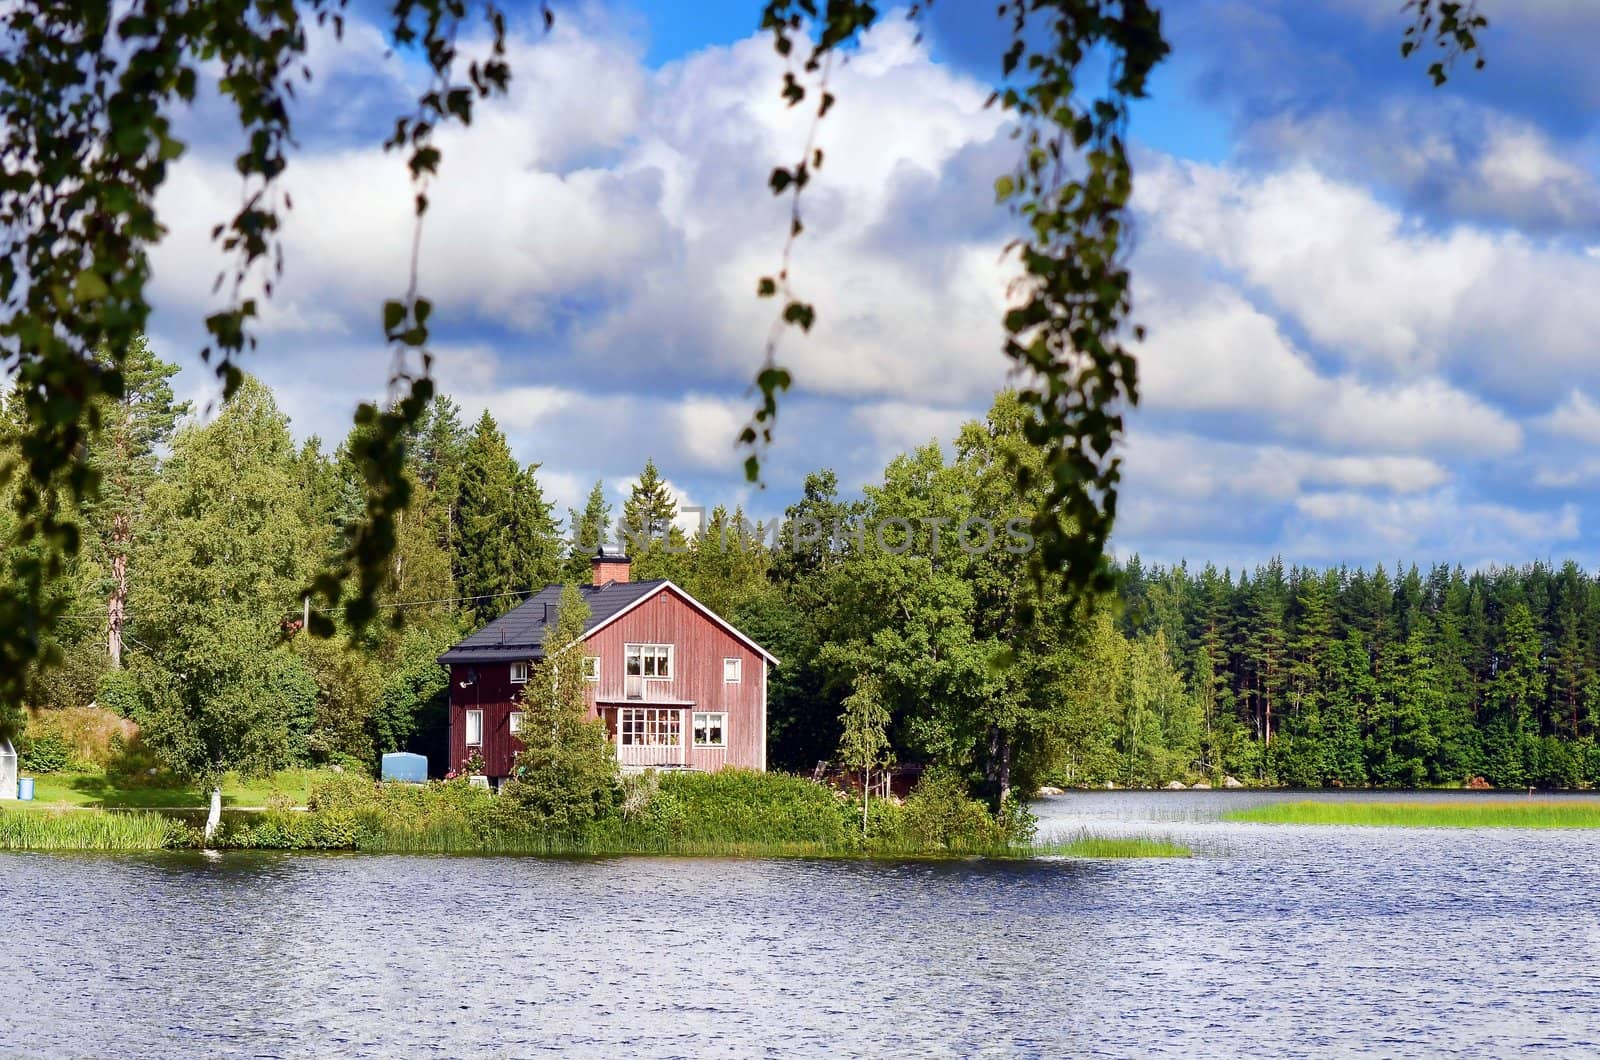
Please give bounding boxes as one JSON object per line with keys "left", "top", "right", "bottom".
{"left": 465, "top": 709, "right": 483, "bottom": 746}
{"left": 723, "top": 657, "right": 742, "bottom": 683}
{"left": 619, "top": 707, "right": 682, "bottom": 747}
{"left": 509, "top": 711, "right": 524, "bottom": 735}
{"left": 625, "top": 644, "right": 673, "bottom": 679}
{"left": 509, "top": 660, "right": 529, "bottom": 684}
{"left": 693, "top": 712, "right": 727, "bottom": 748}
{"left": 582, "top": 655, "right": 601, "bottom": 682}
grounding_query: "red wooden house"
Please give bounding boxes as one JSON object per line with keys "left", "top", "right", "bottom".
{"left": 438, "top": 548, "right": 777, "bottom": 783}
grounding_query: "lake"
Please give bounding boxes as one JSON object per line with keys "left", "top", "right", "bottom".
{"left": 4, "top": 790, "right": 1600, "bottom": 1057}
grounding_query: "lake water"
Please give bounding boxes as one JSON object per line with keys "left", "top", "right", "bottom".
{"left": 4, "top": 791, "right": 1600, "bottom": 1057}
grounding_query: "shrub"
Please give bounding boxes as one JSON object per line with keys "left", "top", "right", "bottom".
{"left": 104, "top": 733, "right": 182, "bottom": 787}
{"left": 888, "top": 767, "right": 1008, "bottom": 852}
{"left": 18, "top": 731, "right": 72, "bottom": 774}
{"left": 637, "top": 769, "right": 853, "bottom": 848}
{"left": 96, "top": 669, "right": 143, "bottom": 722}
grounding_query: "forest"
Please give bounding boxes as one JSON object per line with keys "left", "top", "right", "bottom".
{"left": 6, "top": 340, "right": 1600, "bottom": 797}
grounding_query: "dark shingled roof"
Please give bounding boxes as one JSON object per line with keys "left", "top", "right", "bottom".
{"left": 437, "top": 580, "right": 667, "bottom": 665}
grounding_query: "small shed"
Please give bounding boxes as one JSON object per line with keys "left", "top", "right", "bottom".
{"left": 380, "top": 751, "right": 428, "bottom": 784}
{"left": 0, "top": 737, "right": 16, "bottom": 800}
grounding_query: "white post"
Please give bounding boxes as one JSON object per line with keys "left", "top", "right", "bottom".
{"left": 204, "top": 786, "right": 222, "bottom": 842}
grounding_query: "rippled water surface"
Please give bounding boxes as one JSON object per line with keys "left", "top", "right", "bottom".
{"left": 5, "top": 791, "right": 1600, "bottom": 1057}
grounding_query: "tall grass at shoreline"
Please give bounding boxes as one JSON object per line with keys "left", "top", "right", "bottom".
{"left": 1027, "top": 834, "right": 1192, "bottom": 858}
{"left": 0, "top": 808, "right": 188, "bottom": 850}
{"left": 1228, "top": 800, "right": 1600, "bottom": 829}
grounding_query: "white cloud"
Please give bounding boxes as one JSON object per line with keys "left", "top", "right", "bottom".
{"left": 1287, "top": 489, "right": 1580, "bottom": 561}
{"left": 1538, "top": 389, "right": 1600, "bottom": 445}
{"left": 128, "top": 7, "right": 1600, "bottom": 572}
{"left": 1135, "top": 283, "right": 1521, "bottom": 456}
{"left": 672, "top": 395, "right": 747, "bottom": 469}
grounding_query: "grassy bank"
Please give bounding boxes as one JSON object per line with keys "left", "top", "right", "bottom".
{"left": 3, "top": 771, "right": 1193, "bottom": 858}
{"left": 1227, "top": 799, "right": 1600, "bottom": 829}
{"left": 23, "top": 768, "right": 329, "bottom": 809}
{"left": 0, "top": 808, "right": 191, "bottom": 851}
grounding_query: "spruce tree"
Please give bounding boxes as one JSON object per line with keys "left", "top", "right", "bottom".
{"left": 562, "top": 480, "right": 612, "bottom": 583}
{"left": 454, "top": 412, "right": 560, "bottom": 622}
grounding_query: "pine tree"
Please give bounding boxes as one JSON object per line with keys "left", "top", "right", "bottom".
{"left": 84, "top": 336, "right": 188, "bottom": 669}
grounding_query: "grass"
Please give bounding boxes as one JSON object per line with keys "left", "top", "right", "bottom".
{"left": 0, "top": 808, "right": 188, "bottom": 851}
{"left": 1028, "top": 835, "right": 1192, "bottom": 859}
{"left": 21, "top": 768, "right": 329, "bottom": 810}
{"left": 1226, "top": 799, "right": 1600, "bottom": 829}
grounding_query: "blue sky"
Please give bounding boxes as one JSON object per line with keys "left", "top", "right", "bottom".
{"left": 143, "top": 1, "right": 1600, "bottom": 570}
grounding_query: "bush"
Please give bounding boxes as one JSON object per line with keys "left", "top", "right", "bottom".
{"left": 631, "top": 769, "right": 853, "bottom": 848}
{"left": 875, "top": 767, "right": 1008, "bottom": 853}
{"left": 104, "top": 732, "right": 182, "bottom": 787}
{"left": 18, "top": 731, "right": 72, "bottom": 774}
{"left": 96, "top": 669, "right": 143, "bottom": 722}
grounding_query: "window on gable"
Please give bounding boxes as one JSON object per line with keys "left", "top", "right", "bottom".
{"left": 509, "top": 711, "right": 524, "bottom": 735}
{"left": 624, "top": 644, "right": 673, "bottom": 679}
{"left": 723, "top": 658, "right": 742, "bottom": 683}
{"left": 465, "top": 709, "right": 483, "bottom": 746}
{"left": 693, "top": 712, "right": 727, "bottom": 748}
{"left": 582, "top": 656, "right": 601, "bottom": 682}
{"left": 510, "top": 661, "right": 529, "bottom": 684}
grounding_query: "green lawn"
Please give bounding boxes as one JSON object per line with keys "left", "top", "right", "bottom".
{"left": 18, "top": 768, "right": 329, "bottom": 810}
{"left": 1227, "top": 799, "right": 1600, "bottom": 829}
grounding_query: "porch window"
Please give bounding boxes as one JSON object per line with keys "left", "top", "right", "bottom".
{"left": 582, "top": 655, "right": 601, "bottom": 682}
{"left": 625, "top": 644, "right": 673, "bottom": 679}
{"left": 465, "top": 709, "right": 483, "bottom": 746}
{"left": 509, "top": 711, "right": 523, "bottom": 735}
{"left": 510, "top": 660, "right": 529, "bottom": 684}
{"left": 693, "top": 712, "right": 726, "bottom": 748}
{"left": 723, "top": 658, "right": 741, "bottom": 683}
{"left": 619, "top": 708, "right": 682, "bottom": 747}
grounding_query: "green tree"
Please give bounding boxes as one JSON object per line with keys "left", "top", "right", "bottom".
{"left": 562, "top": 480, "right": 613, "bottom": 583}
{"left": 622, "top": 459, "right": 689, "bottom": 582}
{"left": 83, "top": 336, "right": 188, "bottom": 670}
{"left": 127, "top": 377, "right": 318, "bottom": 837}
{"left": 838, "top": 673, "right": 893, "bottom": 832}
{"left": 500, "top": 585, "right": 618, "bottom": 830}
{"left": 453, "top": 412, "right": 560, "bottom": 622}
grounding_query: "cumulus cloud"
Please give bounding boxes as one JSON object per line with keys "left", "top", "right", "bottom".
{"left": 128, "top": 4, "right": 1600, "bottom": 571}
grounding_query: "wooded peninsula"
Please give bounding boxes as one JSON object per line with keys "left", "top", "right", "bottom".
{"left": 4, "top": 340, "right": 1597, "bottom": 828}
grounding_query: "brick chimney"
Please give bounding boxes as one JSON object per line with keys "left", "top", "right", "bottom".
{"left": 592, "top": 544, "right": 631, "bottom": 585}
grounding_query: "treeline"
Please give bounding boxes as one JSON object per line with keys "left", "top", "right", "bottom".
{"left": 1113, "top": 558, "right": 1600, "bottom": 789}
{"left": 7, "top": 344, "right": 1600, "bottom": 794}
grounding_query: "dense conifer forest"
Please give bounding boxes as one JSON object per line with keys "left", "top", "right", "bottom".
{"left": 6, "top": 349, "right": 1599, "bottom": 793}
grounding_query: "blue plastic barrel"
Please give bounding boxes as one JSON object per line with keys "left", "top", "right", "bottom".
{"left": 17, "top": 777, "right": 34, "bottom": 801}
{"left": 380, "top": 752, "right": 428, "bottom": 784}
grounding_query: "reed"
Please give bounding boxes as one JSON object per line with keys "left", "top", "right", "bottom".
{"left": 1227, "top": 799, "right": 1600, "bottom": 829}
{"left": 1026, "top": 834, "right": 1192, "bottom": 858}
{"left": 0, "top": 808, "right": 188, "bottom": 850}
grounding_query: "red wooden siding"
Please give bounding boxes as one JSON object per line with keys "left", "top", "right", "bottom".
{"left": 447, "top": 660, "right": 531, "bottom": 778}
{"left": 585, "top": 589, "right": 767, "bottom": 772}
{"left": 447, "top": 585, "right": 769, "bottom": 778}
